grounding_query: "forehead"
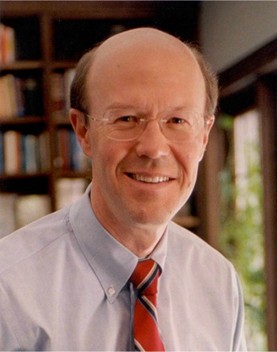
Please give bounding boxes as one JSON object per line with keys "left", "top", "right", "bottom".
{"left": 86, "top": 30, "right": 206, "bottom": 111}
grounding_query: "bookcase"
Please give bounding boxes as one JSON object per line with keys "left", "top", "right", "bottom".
{"left": 0, "top": 1, "right": 202, "bottom": 235}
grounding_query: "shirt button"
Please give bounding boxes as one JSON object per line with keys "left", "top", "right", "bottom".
{"left": 108, "top": 286, "right": 116, "bottom": 296}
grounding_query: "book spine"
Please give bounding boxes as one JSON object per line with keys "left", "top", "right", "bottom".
{"left": 70, "top": 130, "right": 87, "bottom": 171}
{"left": 0, "top": 75, "right": 16, "bottom": 119}
{"left": 50, "top": 72, "right": 65, "bottom": 118}
{"left": 0, "top": 23, "right": 16, "bottom": 64}
{"left": 0, "top": 74, "right": 42, "bottom": 119}
{"left": 3, "top": 130, "right": 21, "bottom": 175}
{"left": 2, "top": 131, "right": 50, "bottom": 175}
{"left": 23, "top": 134, "right": 38, "bottom": 174}
{"left": 0, "top": 131, "right": 4, "bottom": 174}
{"left": 38, "top": 132, "right": 51, "bottom": 172}
{"left": 49, "top": 69, "right": 76, "bottom": 119}
{"left": 55, "top": 128, "right": 88, "bottom": 172}
{"left": 22, "top": 78, "right": 42, "bottom": 116}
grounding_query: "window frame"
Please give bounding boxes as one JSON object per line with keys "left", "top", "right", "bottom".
{"left": 217, "top": 38, "right": 277, "bottom": 350}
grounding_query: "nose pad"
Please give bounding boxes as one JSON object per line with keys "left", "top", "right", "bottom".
{"left": 135, "top": 119, "right": 170, "bottom": 159}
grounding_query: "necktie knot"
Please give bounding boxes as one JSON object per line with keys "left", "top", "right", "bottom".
{"left": 130, "top": 259, "right": 160, "bottom": 296}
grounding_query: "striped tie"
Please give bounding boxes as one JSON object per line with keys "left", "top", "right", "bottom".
{"left": 130, "top": 259, "right": 165, "bottom": 351}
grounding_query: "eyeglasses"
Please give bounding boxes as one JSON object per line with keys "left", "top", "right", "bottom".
{"left": 83, "top": 110, "right": 209, "bottom": 142}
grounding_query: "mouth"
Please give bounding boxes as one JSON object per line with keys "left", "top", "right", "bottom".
{"left": 126, "top": 173, "right": 172, "bottom": 184}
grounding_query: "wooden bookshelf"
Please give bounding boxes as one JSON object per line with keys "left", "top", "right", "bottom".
{"left": 0, "top": 1, "right": 202, "bottom": 232}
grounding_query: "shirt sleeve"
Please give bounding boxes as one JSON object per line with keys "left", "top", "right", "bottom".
{"left": 0, "top": 286, "right": 21, "bottom": 351}
{"left": 232, "top": 272, "right": 248, "bottom": 351}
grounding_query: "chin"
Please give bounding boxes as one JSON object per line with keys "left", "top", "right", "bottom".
{"left": 130, "top": 208, "right": 173, "bottom": 227}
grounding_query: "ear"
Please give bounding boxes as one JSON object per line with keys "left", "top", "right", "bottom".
{"left": 199, "top": 116, "right": 215, "bottom": 162}
{"left": 69, "top": 108, "right": 92, "bottom": 157}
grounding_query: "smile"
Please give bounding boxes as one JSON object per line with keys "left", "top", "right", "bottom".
{"left": 128, "top": 174, "right": 170, "bottom": 184}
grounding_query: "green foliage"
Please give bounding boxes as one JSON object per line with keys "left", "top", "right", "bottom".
{"left": 218, "top": 115, "right": 267, "bottom": 351}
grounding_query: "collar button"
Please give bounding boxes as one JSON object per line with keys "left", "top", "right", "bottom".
{"left": 108, "top": 286, "right": 116, "bottom": 296}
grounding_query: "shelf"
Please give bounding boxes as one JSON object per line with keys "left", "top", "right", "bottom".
{"left": 173, "top": 215, "right": 200, "bottom": 229}
{"left": 0, "top": 116, "right": 46, "bottom": 125}
{"left": 0, "top": 173, "right": 50, "bottom": 194}
{"left": 0, "top": 172, "right": 50, "bottom": 180}
{"left": 0, "top": 61, "right": 43, "bottom": 71}
{"left": 52, "top": 116, "right": 71, "bottom": 126}
{"left": 50, "top": 61, "right": 77, "bottom": 70}
{"left": 55, "top": 170, "right": 91, "bottom": 179}
{"left": 0, "top": 117, "right": 47, "bottom": 134}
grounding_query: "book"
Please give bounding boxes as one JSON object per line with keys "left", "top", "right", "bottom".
{"left": 0, "top": 74, "right": 17, "bottom": 119}
{"left": 49, "top": 69, "right": 76, "bottom": 119}
{"left": 56, "top": 177, "right": 87, "bottom": 210}
{"left": 0, "top": 193, "right": 17, "bottom": 238}
{"left": 2, "top": 131, "right": 50, "bottom": 175}
{"left": 0, "top": 131, "right": 4, "bottom": 174}
{"left": 56, "top": 128, "right": 70, "bottom": 170}
{"left": 23, "top": 77, "right": 42, "bottom": 116}
{"left": 15, "top": 194, "right": 51, "bottom": 228}
{"left": 38, "top": 132, "right": 51, "bottom": 172}
{"left": 50, "top": 72, "right": 65, "bottom": 118}
{"left": 0, "top": 23, "right": 16, "bottom": 64}
{"left": 22, "top": 134, "right": 38, "bottom": 174}
{"left": 0, "top": 74, "right": 42, "bottom": 119}
{"left": 70, "top": 130, "right": 88, "bottom": 171}
{"left": 3, "top": 130, "right": 21, "bottom": 175}
{"left": 0, "top": 193, "right": 52, "bottom": 238}
{"left": 0, "top": 24, "right": 3, "bottom": 64}
{"left": 55, "top": 128, "right": 89, "bottom": 172}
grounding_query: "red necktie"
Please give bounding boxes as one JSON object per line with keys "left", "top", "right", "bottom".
{"left": 130, "top": 259, "right": 165, "bottom": 351}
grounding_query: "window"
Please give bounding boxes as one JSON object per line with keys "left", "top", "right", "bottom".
{"left": 218, "top": 110, "right": 266, "bottom": 351}
{"left": 215, "top": 39, "right": 277, "bottom": 350}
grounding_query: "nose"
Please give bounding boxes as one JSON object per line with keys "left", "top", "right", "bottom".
{"left": 135, "top": 119, "right": 171, "bottom": 159}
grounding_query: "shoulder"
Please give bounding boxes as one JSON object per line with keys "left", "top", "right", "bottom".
{"left": 0, "top": 206, "right": 70, "bottom": 276}
{"left": 167, "top": 221, "right": 234, "bottom": 273}
{"left": 165, "top": 221, "right": 242, "bottom": 303}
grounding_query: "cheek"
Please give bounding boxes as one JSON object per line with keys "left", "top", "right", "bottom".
{"left": 179, "top": 137, "right": 205, "bottom": 164}
{"left": 190, "top": 131, "right": 207, "bottom": 161}
{"left": 90, "top": 136, "right": 127, "bottom": 176}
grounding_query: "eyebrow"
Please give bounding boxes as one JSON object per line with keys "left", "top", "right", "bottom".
{"left": 105, "top": 103, "right": 198, "bottom": 113}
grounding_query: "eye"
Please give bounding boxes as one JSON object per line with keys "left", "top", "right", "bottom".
{"left": 168, "top": 117, "right": 190, "bottom": 125}
{"left": 114, "top": 115, "right": 138, "bottom": 124}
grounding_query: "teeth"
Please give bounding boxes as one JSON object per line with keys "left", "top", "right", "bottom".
{"left": 133, "top": 174, "right": 169, "bottom": 183}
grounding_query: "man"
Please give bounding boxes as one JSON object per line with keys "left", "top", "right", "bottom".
{"left": 0, "top": 28, "right": 246, "bottom": 350}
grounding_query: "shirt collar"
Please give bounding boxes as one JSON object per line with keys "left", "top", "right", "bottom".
{"left": 68, "top": 184, "right": 168, "bottom": 303}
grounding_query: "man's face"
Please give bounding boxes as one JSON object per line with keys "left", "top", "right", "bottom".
{"left": 80, "top": 40, "right": 213, "bottom": 233}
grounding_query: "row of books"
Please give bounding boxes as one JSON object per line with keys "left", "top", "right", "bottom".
{"left": 0, "top": 178, "right": 88, "bottom": 238}
{"left": 0, "top": 23, "right": 16, "bottom": 64}
{"left": 0, "top": 74, "right": 42, "bottom": 119}
{"left": 0, "top": 193, "right": 51, "bottom": 238}
{"left": 0, "top": 130, "right": 50, "bottom": 175}
{"left": 0, "top": 69, "right": 75, "bottom": 120}
{"left": 50, "top": 69, "right": 75, "bottom": 118}
{"left": 54, "top": 128, "right": 89, "bottom": 172}
{"left": 55, "top": 177, "right": 88, "bottom": 210}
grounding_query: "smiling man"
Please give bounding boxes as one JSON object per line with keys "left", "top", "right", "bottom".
{"left": 0, "top": 28, "right": 246, "bottom": 351}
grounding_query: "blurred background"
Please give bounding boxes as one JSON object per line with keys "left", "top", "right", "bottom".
{"left": 0, "top": 1, "right": 276, "bottom": 350}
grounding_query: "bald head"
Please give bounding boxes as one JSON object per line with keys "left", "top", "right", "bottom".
{"left": 90, "top": 28, "right": 201, "bottom": 87}
{"left": 70, "top": 28, "right": 218, "bottom": 118}
{"left": 93, "top": 27, "right": 194, "bottom": 63}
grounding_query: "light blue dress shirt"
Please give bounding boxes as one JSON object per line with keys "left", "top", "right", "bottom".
{"left": 0, "top": 186, "right": 247, "bottom": 351}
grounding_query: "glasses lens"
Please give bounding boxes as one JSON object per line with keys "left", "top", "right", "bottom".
{"left": 102, "top": 111, "right": 204, "bottom": 141}
{"left": 103, "top": 113, "right": 141, "bottom": 141}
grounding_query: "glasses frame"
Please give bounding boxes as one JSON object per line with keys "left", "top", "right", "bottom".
{"left": 81, "top": 110, "right": 213, "bottom": 142}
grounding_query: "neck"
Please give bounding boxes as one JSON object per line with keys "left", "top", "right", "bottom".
{"left": 109, "top": 225, "right": 165, "bottom": 258}
{"left": 91, "top": 194, "right": 166, "bottom": 258}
